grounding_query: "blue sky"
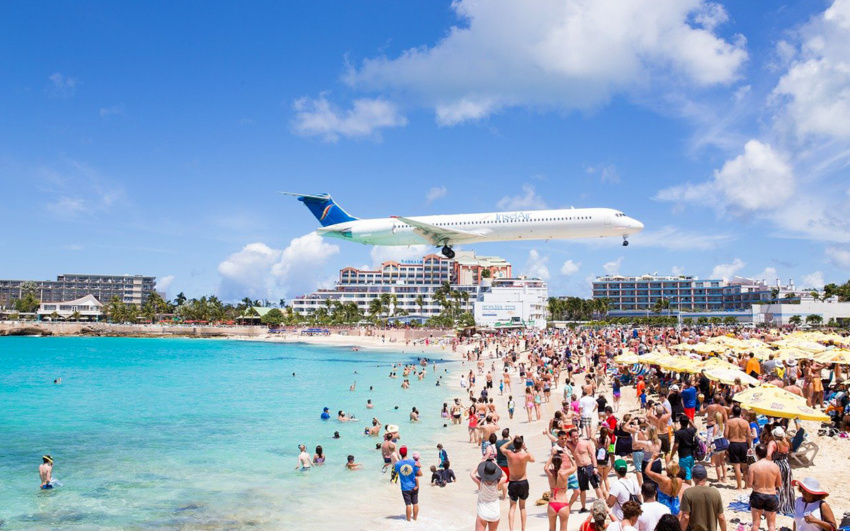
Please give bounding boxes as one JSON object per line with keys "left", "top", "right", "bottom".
{"left": 2, "top": 0, "right": 850, "bottom": 302}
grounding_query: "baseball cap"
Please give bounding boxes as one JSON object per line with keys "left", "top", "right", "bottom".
{"left": 399, "top": 445, "right": 408, "bottom": 457}
{"left": 670, "top": 384, "right": 680, "bottom": 392}
{"left": 591, "top": 499, "right": 609, "bottom": 524}
{"left": 692, "top": 464, "right": 707, "bottom": 480}
{"left": 614, "top": 459, "right": 628, "bottom": 473}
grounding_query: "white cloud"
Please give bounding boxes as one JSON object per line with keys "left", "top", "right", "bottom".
{"left": 370, "top": 245, "right": 432, "bottom": 267}
{"left": 217, "top": 234, "right": 340, "bottom": 301}
{"left": 497, "top": 184, "right": 548, "bottom": 210}
{"left": 48, "top": 72, "right": 77, "bottom": 97}
{"left": 156, "top": 275, "right": 175, "bottom": 294}
{"left": 672, "top": 266, "right": 685, "bottom": 276}
{"left": 425, "top": 186, "right": 447, "bottom": 205}
{"left": 802, "top": 271, "right": 826, "bottom": 289}
{"left": 755, "top": 267, "right": 780, "bottom": 285}
{"left": 577, "top": 225, "right": 734, "bottom": 251}
{"left": 560, "top": 260, "right": 581, "bottom": 276}
{"left": 772, "top": 0, "right": 850, "bottom": 140}
{"left": 38, "top": 159, "right": 126, "bottom": 221}
{"left": 99, "top": 105, "right": 123, "bottom": 118}
{"left": 346, "top": 0, "right": 746, "bottom": 125}
{"left": 826, "top": 246, "right": 850, "bottom": 269}
{"left": 291, "top": 95, "right": 407, "bottom": 142}
{"left": 603, "top": 257, "right": 624, "bottom": 275}
{"left": 585, "top": 163, "right": 620, "bottom": 184}
{"left": 525, "top": 250, "right": 550, "bottom": 280}
{"left": 710, "top": 258, "right": 745, "bottom": 280}
{"left": 656, "top": 140, "right": 794, "bottom": 213}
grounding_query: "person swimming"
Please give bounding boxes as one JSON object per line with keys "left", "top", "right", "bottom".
{"left": 321, "top": 407, "right": 330, "bottom": 420}
{"left": 39, "top": 455, "right": 54, "bottom": 489}
{"left": 333, "top": 431, "right": 340, "bottom": 439}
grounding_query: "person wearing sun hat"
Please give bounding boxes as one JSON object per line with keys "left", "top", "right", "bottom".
{"left": 792, "top": 477, "right": 836, "bottom": 531}
{"left": 471, "top": 460, "right": 505, "bottom": 529}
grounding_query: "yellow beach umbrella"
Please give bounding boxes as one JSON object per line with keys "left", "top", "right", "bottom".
{"left": 659, "top": 356, "right": 701, "bottom": 373}
{"left": 614, "top": 352, "right": 640, "bottom": 365}
{"left": 699, "top": 358, "right": 739, "bottom": 371}
{"left": 814, "top": 349, "right": 850, "bottom": 365}
{"left": 690, "top": 343, "right": 723, "bottom": 354}
{"left": 703, "top": 368, "right": 759, "bottom": 386}
{"left": 669, "top": 342, "right": 693, "bottom": 351}
{"left": 733, "top": 384, "right": 829, "bottom": 421}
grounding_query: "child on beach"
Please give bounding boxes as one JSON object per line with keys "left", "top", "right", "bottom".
{"left": 508, "top": 396, "right": 515, "bottom": 419}
{"left": 345, "top": 455, "right": 362, "bottom": 470}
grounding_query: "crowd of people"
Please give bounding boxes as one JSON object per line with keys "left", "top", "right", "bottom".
{"left": 454, "top": 326, "right": 841, "bottom": 531}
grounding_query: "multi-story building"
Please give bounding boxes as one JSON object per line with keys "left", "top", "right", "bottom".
{"left": 292, "top": 251, "right": 511, "bottom": 318}
{"left": 0, "top": 274, "right": 157, "bottom": 308}
{"left": 593, "top": 274, "right": 811, "bottom": 315}
{"left": 592, "top": 275, "right": 725, "bottom": 312}
{"left": 474, "top": 277, "right": 548, "bottom": 329}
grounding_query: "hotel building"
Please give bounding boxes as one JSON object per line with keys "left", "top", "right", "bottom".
{"left": 592, "top": 274, "right": 805, "bottom": 313}
{"left": 292, "top": 251, "right": 511, "bottom": 317}
{"left": 0, "top": 274, "right": 157, "bottom": 309}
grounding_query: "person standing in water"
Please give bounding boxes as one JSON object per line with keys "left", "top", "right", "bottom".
{"left": 40, "top": 455, "right": 54, "bottom": 489}
{"left": 295, "top": 444, "right": 312, "bottom": 470}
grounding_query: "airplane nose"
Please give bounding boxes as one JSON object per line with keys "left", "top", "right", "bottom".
{"left": 631, "top": 218, "right": 644, "bottom": 232}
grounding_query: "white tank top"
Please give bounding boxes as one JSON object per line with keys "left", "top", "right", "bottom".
{"left": 794, "top": 498, "right": 823, "bottom": 531}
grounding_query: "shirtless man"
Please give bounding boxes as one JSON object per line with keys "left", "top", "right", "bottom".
{"left": 39, "top": 455, "right": 54, "bottom": 489}
{"left": 295, "top": 444, "right": 312, "bottom": 470}
{"left": 703, "top": 394, "right": 728, "bottom": 440}
{"left": 368, "top": 418, "right": 382, "bottom": 436}
{"left": 748, "top": 444, "right": 781, "bottom": 531}
{"left": 647, "top": 404, "right": 672, "bottom": 455}
{"left": 381, "top": 433, "right": 398, "bottom": 474}
{"left": 785, "top": 376, "right": 804, "bottom": 397}
{"left": 479, "top": 415, "right": 500, "bottom": 444}
{"left": 724, "top": 405, "right": 753, "bottom": 490}
{"left": 564, "top": 428, "right": 604, "bottom": 512}
{"left": 501, "top": 435, "right": 536, "bottom": 531}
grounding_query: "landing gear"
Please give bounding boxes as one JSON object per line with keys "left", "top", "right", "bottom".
{"left": 622, "top": 237, "right": 629, "bottom": 247}
{"left": 441, "top": 245, "right": 455, "bottom": 259}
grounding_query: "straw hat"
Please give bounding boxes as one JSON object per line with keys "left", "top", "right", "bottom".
{"left": 792, "top": 477, "right": 828, "bottom": 496}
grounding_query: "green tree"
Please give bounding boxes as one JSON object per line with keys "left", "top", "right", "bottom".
{"left": 789, "top": 315, "right": 802, "bottom": 326}
{"left": 709, "top": 317, "right": 721, "bottom": 325}
{"left": 415, "top": 295, "right": 425, "bottom": 315}
{"left": 261, "top": 308, "right": 285, "bottom": 326}
{"left": 806, "top": 314, "right": 823, "bottom": 327}
{"left": 15, "top": 282, "right": 40, "bottom": 313}
{"left": 697, "top": 316, "right": 709, "bottom": 325}
{"left": 723, "top": 316, "right": 737, "bottom": 325}
{"left": 481, "top": 268, "right": 491, "bottom": 279}
{"left": 368, "top": 297, "right": 384, "bottom": 322}
{"left": 174, "top": 292, "right": 188, "bottom": 306}
{"left": 683, "top": 317, "right": 694, "bottom": 326}
{"left": 810, "top": 291, "right": 820, "bottom": 302}
{"left": 770, "top": 288, "right": 780, "bottom": 300}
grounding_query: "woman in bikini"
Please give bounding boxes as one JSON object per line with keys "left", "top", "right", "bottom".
{"left": 546, "top": 450, "right": 577, "bottom": 531}
{"left": 526, "top": 387, "right": 536, "bottom": 423}
{"left": 644, "top": 451, "right": 688, "bottom": 515}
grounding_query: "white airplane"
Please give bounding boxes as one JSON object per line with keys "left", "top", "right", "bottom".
{"left": 283, "top": 192, "right": 644, "bottom": 259}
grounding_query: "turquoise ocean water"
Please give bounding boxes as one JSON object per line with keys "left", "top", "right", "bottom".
{"left": 0, "top": 337, "right": 455, "bottom": 528}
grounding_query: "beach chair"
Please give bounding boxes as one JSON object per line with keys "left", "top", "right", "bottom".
{"left": 789, "top": 427, "right": 819, "bottom": 467}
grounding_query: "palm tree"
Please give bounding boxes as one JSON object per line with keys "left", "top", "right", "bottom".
{"left": 70, "top": 311, "right": 81, "bottom": 322}
{"left": 806, "top": 314, "right": 823, "bottom": 327}
{"left": 460, "top": 290, "right": 470, "bottom": 313}
{"left": 789, "top": 315, "right": 802, "bottom": 326}
{"left": 415, "top": 295, "right": 425, "bottom": 315}
{"left": 368, "top": 297, "right": 384, "bottom": 322}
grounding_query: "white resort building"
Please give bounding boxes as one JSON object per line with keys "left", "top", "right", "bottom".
{"left": 474, "top": 277, "right": 549, "bottom": 329}
{"left": 37, "top": 294, "right": 104, "bottom": 321}
{"left": 292, "top": 251, "right": 511, "bottom": 319}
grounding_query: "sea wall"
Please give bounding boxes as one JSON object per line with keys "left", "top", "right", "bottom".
{"left": 0, "top": 322, "right": 268, "bottom": 338}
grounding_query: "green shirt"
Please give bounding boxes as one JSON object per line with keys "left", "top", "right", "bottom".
{"left": 681, "top": 485, "right": 723, "bottom": 531}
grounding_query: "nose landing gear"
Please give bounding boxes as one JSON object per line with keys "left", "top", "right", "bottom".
{"left": 441, "top": 245, "right": 455, "bottom": 259}
{"left": 622, "top": 236, "right": 629, "bottom": 247}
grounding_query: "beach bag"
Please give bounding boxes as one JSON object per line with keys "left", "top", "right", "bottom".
{"left": 622, "top": 478, "right": 641, "bottom": 504}
{"left": 597, "top": 446, "right": 609, "bottom": 462}
{"left": 712, "top": 437, "right": 730, "bottom": 452}
{"left": 746, "top": 447, "right": 756, "bottom": 465}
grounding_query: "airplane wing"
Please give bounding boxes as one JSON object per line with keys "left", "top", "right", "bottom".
{"left": 391, "top": 216, "right": 484, "bottom": 245}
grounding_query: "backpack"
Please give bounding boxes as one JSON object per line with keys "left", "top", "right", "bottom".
{"left": 694, "top": 432, "right": 708, "bottom": 462}
{"left": 620, "top": 478, "right": 641, "bottom": 504}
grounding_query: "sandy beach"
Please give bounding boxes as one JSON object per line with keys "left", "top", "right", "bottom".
{"left": 260, "top": 330, "right": 849, "bottom": 531}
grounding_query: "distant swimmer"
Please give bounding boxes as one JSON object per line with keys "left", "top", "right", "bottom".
{"left": 367, "top": 399, "right": 374, "bottom": 409}
{"left": 53, "top": 378, "right": 61, "bottom": 385}
{"left": 368, "top": 418, "right": 382, "bottom": 436}
{"left": 350, "top": 381, "right": 356, "bottom": 391}
{"left": 338, "top": 411, "right": 351, "bottom": 422}
{"left": 346, "top": 455, "right": 362, "bottom": 470}
{"left": 321, "top": 407, "right": 331, "bottom": 420}
{"left": 295, "top": 445, "right": 312, "bottom": 471}
{"left": 410, "top": 407, "right": 420, "bottom": 422}
{"left": 333, "top": 431, "right": 341, "bottom": 439}
{"left": 39, "top": 455, "right": 54, "bottom": 489}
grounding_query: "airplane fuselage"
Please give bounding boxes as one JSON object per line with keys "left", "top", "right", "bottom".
{"left": 317, "top": 207, "right": 643, "bottom": 246}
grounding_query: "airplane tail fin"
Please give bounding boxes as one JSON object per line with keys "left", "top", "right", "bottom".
{"left": 280, "top": 192, "right": 359, "bottom": 227}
